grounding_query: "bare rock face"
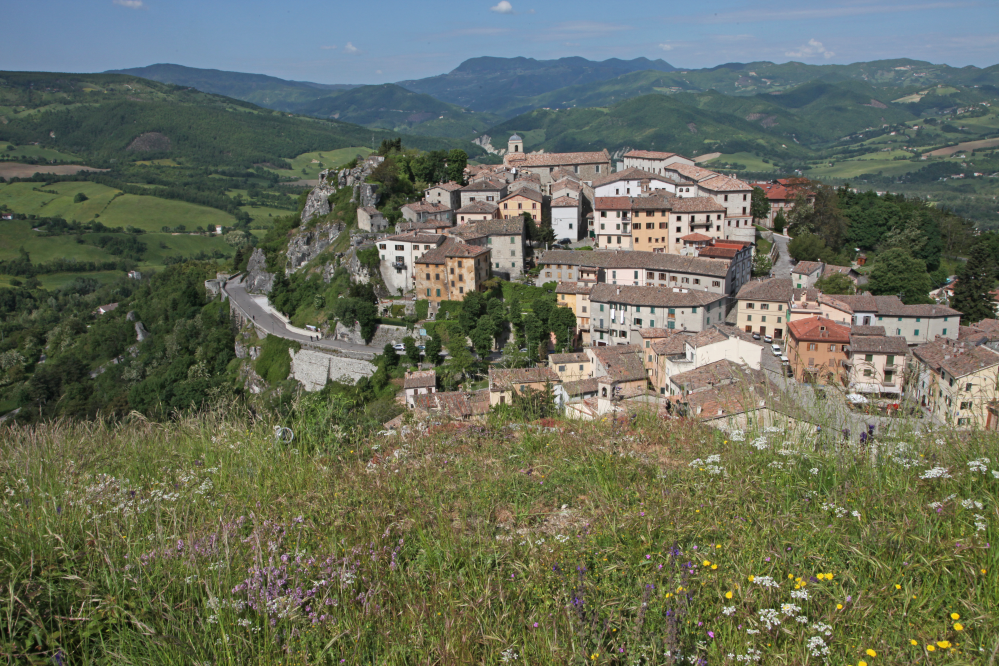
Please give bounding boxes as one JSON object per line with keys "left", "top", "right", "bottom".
{"left": 245, "top": 248, "right": 275, "bottom": 294}
{"left": 135, "top": 322, "right": 150, "bottom": 342}
{"left": 300, "top": 180, "right": 336, "bottom": 223}
{"left": 300, "top": 160, "right": 382, "bottom": 225}
{"left": 286, "top": 222, "right": 344, "bottom": 272}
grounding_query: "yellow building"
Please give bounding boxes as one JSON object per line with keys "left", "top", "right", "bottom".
{"left": 913, "top": 337, "right": 999, "bottom": 427}
{"left": 499, "top": 189, "right": 543, "bottom": 220}
{"left": 556, "top": 282, "right": 593, "bottom": 345}
{"left": 414, "top": 239, "right": 492, "bottom": 302}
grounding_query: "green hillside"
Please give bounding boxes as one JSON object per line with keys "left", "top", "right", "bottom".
{"left": 294, "top": 84, "right": 502, "bottom": 139}
{"left": 0, "top": 71, "right": 482, "bottom": 168}
{"left": 108, "top": 63, "right": 357, "bottom": 111}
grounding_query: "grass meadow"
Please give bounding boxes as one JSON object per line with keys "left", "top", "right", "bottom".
{"left": 0, "top": 143, "right": 82, "bottom": 162}
{"left": 1, "top": 406, "right": 995, "bottom": 664}
{"left": 265, "top": 147, "right": 373, "bottom": 181}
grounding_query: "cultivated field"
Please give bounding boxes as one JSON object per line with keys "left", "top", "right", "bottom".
{"left": 2, "top": 408, "right": 993, "bottom": 664}
{"left": 0, "top": 162, "right": 106, "bottom": 179}
{"left": 264, "top": 147, "right": 374, "bottom": 181}
{"left": 927, "top": 137, "right": 999, "bottom": 157}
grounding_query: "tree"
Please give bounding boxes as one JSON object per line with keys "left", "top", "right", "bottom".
{"left": 383, "top": 343, "right": 399, "bottom": 367}
{"left": 458, "top": 291, "right": 485, "bottom": 333}
{"left": 750, "top": 186, "right": 770, "bottom": 225}
{"left": 951, "top": 244, "right": 997, "bottom": 324}
{"left": 787, "top": 233, "right": 828, "bottom": 263}
{"left": 549, "top": 305, "right": 578, "bottom": 352}
{"left": 773, "top": 209, "right": 787, "bottom": 234}
{"left": 446, "top": 149, "right": 468, "bottom": 185}
{"left": 867, "top": 248, "right": 933, "bottom": 304}
{"left": 355, "top": 300, "right": 379, "bottom": 343}
{"left": 403, "top": 336, "right": 421, "bottom": 365}
{"left": 814, "top": 272, "right": 856, "bottom": 295}
{"left": 498, "top": 340, "right": 529, "bottom": 368}
{"left": 424, "top": 334, "right": 442, "bottom": 366}
{"left": 441, "top": 343, "right": 475, "bottom": 390}
{"left": 752, "top": 252, "right": 773, "bottom": 278}
{"left": 73, "top": 192, "right": 88, "bottom": 203}
{"left": 470, "top": 319, "right": 494, "bottom": 357}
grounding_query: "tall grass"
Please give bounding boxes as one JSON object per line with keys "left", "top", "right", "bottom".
{"left": 0, "top": 406, "right": 996, "bottom": 664}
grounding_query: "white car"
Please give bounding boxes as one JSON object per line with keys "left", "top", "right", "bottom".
{"left": 392, "top": 343, "right": 406, "bottom": 351}
{"left": 771, "top": 344, "right": 782, "bottom": 356}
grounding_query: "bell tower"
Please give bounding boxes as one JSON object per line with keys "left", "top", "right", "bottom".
{"left": 507, "top": 133, "right": 523, "bottom": 155}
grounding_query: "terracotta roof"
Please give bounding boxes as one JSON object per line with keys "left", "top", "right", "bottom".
{"left": 404, "top": 370, "right": 437, "bottom": 389}
{"left": 589, "top": 283, "right": 725, "bottom": 308}
{"left": 461, "top": 178, "right": 507, "bottom": 191}
{"left": 698, "top": 174, "right": 752, "bottom": 192}
{"left": 506, "top": 150, "right": 611, "bottom": 167}
{"left": 489, "top": 366, "right": 561, "bottom": 391}
{"left": 428, "top": 181, "right": 463, "bottom": 192}
{"left": 849, "top": 335, "right": 910, "bottom": 355}
{"left": 591, "top": 167, "right": 674, "bottom": 188}
{"left": 819, "top": 293, "right": 878, "bottom": 313}
{"left": 414, "top": 237, "right": 458, "bottom": 265}
{"left": 630, "top": 194, "right": 674, "bottom": 210}
{"left": 551, "top": 195, "right": 580, "bottom": 207}
{"left": 823, "top": 264, "right": 857, "bottom": 277}
{"left": 671, "top": 196, "right": 726, "bottom": 213}
{"left": 549, "top": 352, "right": 588, "bottom": 364}
{"left": 913, "top": 337, "right": 999, "bottom": 378}
{"left": 624, "top": 150, "right": 686, "bottom": 160}
{"left": 455, "top": 200, "right": 499, "bottom": 214}
{"left": 450, "top": 217, "right": 524, "bottom": 238}
{"left": 638, "top": 327, "right": 672, "bottom": 338}
{"left": 358, "top": 206, "right": 379, "bottom": 214}
{"left": 552, "top": 178, "right": 582, "bottom": 192}
{"left": 550, "top": 168, "right": 581, "bottom": 182}
{"left": 590, "top": 346, "right": 646, "bottom": 383}
{"left": 556, "top": 281, "right": 593, "bottom": 295}
{"left": 669, "top": 163, "right": 722, "bottom": 182}
{"left": 564, "top": 377, "right": 599, "bottom": 396}
{"left": 681, "top": 233, "right": 713, "bottom": 242}
{"left": 736, "top": 278, "right": 794, "bottom": 302}
{"left": 402, "top": 201, "right": 451, "bottom": 213}
{"left": 688, "top": 327, "right": 730, "bottom": 347}
{"left": 851, "top": 325, "right": 886, "bottom": 336}
{"left": 595, "top": 196, "right": 633, "bottom": 210}
{"left": 384, "top": 232, "right": 445, "bottom": 244}
{"left": 509, "top": 179, "right": 542, "bottom": 194}
{"left": 750, "top": 180, "right": 814, "bottom": 201}
{"left": 791, "top": 261, "right": 824, "bottom": 276}
{"left": 787, "top": 316, "right": 851, "bottom": 343}
{"left": 500, "top": 188, "right": 543, "bottom": 204}
{"left": 538, "top": 249, "right": 732, "bottom": 278}
{"left": 698, "top": 247, "right": 739, "bottom": 259}
{"left": 670, "top": 358, "right": 748, "bottom": 393}
{"left": 651, "top": 332, "right": 692, "bottom": 356}
{"left": 396, "top": 221, "right": 450, "bottom": 233}
{"left": 446, "top": 244, "right": 491, "bottom": 258}
{"left": 871, "top": 295, "right": 961, "bottom": 318}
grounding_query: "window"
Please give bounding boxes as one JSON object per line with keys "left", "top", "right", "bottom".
{"left": 761, "top": 303, "right": 769, "bottom": 310}
{"left": 746, "top": 303, "right": 755, "bottom": 309}
{"left": 916, "top": 317, "right": 921, "bottom": 322}
{"left": 914, "top": 329, "right": 920, "bottom": 337}
{"left": 778, "top": 304, "right": 783, "bottom": 311}
{"left": 966, "top": 382, "right": 973, "bottom": 392}
{"left": 943, "top": 328, "right": 947, "bottom": 335}
{"left": 958, "top": 418, "right": 970, "bottom": 426}
{"left": 510, "top": 250, "right": 515, "bottom": 256}
{"left": 960, "top": 401, "right": 972, "bottom": 410}
{"left": 886, "top": 355, "right": 894, "bottom": 365}
{"left": 808, "top": 343, "right": 817, "bottom": 351}
{"left": 864, "top": 369, "right": 873, "bottom": 377}
{"left": 458, "top": 261, "right": 463, "bottom": 268}
{"left": 459, "top": 286, "right": 464, "bottom": 294}
{"left": 435, "top": 288, "right": 441, "bottom": 297}
{"left": 694, "top": 279, "right": 700, "bottom": 285}
{"left": 650, "top": 319, "right": 655, "bottom": 327}
{"left": 435, "top": 273, "right": 440, "bottom": 280}
{"left": 865, "top": 354, "right": 873, "bottom": 362}
{"left": 761, "top": 316, "right": 767, "bottom": 322}
{"left": 426, "top": 288, "right": 431, "bottom": 296}
{"left": 599, "top": 304, "right": 605, "bottom": 312}
{"left": 558, "top": 365, "right": 566, "bottom": 372}
{"left": 692, "top": 307, "right": 698, "bottom": 314}
{"left": 503, "top": 203, "right": 508, "bottom": 210}
{"left": 379, "top": 244, "right": 386, "bottom": 250}
{"left": 395, "top": 245, "right": 405, "bottom": 251}
{"left": 634, "top": 271, "right": 639, "bottom": 279}
{"left": 712, "top": 280, "right": 720, "bottom": 287}
{"left": 829, "top": 344, "right": 836, "bottom": 351}
{"left": 747, "top": 315, "right": 752, "bottom": 321}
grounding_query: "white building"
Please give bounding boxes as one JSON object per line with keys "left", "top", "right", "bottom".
{"left": 621, "top": 150, "right": 696, "bottom": 174}
{"left": 592, "top": 167, "right": 677, "bottom": 198}
{"left": 551, "top": 196, "right": 582, "bottom": 241}
{"left": 377, "top": 232, "right": 445, "bottom": 294}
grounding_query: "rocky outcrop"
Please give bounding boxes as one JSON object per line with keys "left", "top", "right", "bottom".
{"left": 300, "top": 180, "right": 336, "bottom": 223}
{"left": 289, "top": 348, "right": 376, "bottom": 392}
{"left": 333, "top": 322, "right": 411, "bottom": 348}
{"left": 135, "top": 322, "right": 150, "bottom": 342}
{"left": 344, "top": 245, "right": 375, "bottom": 285}
{"left": 286, "top": 222, "right": 344, "bottom": 272}
{"left": 473, "top": 135, "right": 506, "bottom": 156}
{"left": 244, "top": 248, "right": 275, "bottom": 294}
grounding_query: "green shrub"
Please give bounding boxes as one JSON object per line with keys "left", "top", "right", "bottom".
{"left": 255, "top": 335, "right": 301, "bottom": 384}
{"left": 414, "top": 299, "right": 429, "bottom": 321}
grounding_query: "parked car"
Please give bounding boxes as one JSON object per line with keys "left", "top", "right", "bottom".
{"left": 780, "top": 355, "right": 789, "bottom": 364}
{"left": 763, "top": 335, "right": 773, "bottom": 344}
{"left": 392, "top": 343, "right": 406, "bottom": 351}
{"left": 771, "top": 344, "right": 782, "bottom": 356}
{"left": 558, "top": 238, "right": 572, "bottom": 245}
{"left": 752, "top": 332, "right": 761, "bottom": 340}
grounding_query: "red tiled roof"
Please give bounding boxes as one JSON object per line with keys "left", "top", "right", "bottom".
{"left": 787, "top": 316, "right": 851, "bottom": 343}
{"left": 551, "top": 195, "right": 580, "bottom": 207}
{"left": 680, "top": 233, "right": 713, "bottom": 242}
{"left": 624, "top": 150, "right": 687, "bottom": 160}
{"left": 698, "top": 247, "right": 739, "bottom": 259}
{"left": 671, "top": 196, "right": 726, "bottom": 213}
{"left": 595, "top": 196, "right": 632, "bottom": 210}
{"left": 506, "top": 150, "right": 611, "bottom": 167}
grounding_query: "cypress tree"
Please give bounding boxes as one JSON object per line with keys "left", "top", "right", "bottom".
{"left": 951, "top": 244, "right": 997, "bottom": 324}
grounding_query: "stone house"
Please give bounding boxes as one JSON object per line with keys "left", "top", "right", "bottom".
{"left": 643, "top": 326, "right": 765, "bottom": 396}
{"left": 592, "top": 167, "right": 677, "bottom": 198}
{"left": 842, "top": 327, "right": 909, "bottom": 396}
{"left": 357, "top": 206, "right": 389, "bottom": 232}
{"left": 504, "top": 139, "right": 611, "bottom": 191}
{"left": 455, "top": 201, "right": 499, "bottom": 225}
{"left": 669, "top": 196, "right": 729, "bottom": 244}
{"left": 748, "top": 179, "right": 815, "bottom": 227}
{"left": 499, "top": 188, "right": 543, "bottom": 220}
{"left": 587, "top": 344, "right": 649, "bottom": 398}
{"left": 552, "top": 178, "right": 583, "bottom": 201}
{"left": 594, "top": 197, "right": 634, "bottom": 250}
{"left": 786, "top": 316, "right": 851, "bottom": 384}
{"left": 424, "top": 182, "right": 462, "bottom": 211}
{"left": 912, "top": 336, "right": 999, "bottom": 426}
{"left": 404, "top": 370, "right": 437, "bottom": 408}
{"left": 414, "top": 238, "right": 492, "bottom": 302}
{"left": 620, "top": 150, "right": 695, "bottom": 174}
{"left": 401, "top": 201, "right": 452, "bottom": 225}
{"left": 413, "top": 390, "right": 490, "bottom": 421}
{"left": 791, "top": 261, "right": 825, "bottom": 289}
{"left": 588, "top": 283, "right": 727, "bottom": 346}
{"left": 447, "top": 217, "right": 526, "bottom": 279}
{"left": 548, "top": 352, "right": 591, "bottom": 383}
{"left": 488, "top": 366, "right": 565, "bottom": 407}
{"left": 819, "top": 294, "right": 961, "bottom": 345}
{"left": 459, "top": 177, "right": 508, "bottom": 208}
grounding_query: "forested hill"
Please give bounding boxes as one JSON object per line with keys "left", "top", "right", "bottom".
{"left": 0, "top": 71, "right": 481, "bottom": 168}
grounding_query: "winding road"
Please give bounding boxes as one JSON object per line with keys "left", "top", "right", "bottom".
{"left": 223, "top": 277, "right": 377, "bottom": 358}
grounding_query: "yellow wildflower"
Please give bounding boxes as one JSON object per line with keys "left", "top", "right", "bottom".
{"left": 950, "top": 613, "right": 960, "bottom": 620}
{"left": 711, "top": 564, "right": 718, "bottom": 570}
{"left": 910, "top": 640, "right": 918, "bottom": 646}
{"left": 748, "top": 575, "right": 755, "bottom": 582}
{"left": 895, "top": 584, "right": 901, "bottom": 590}
{"left": 926, "top": 645, "right": 936, "bottom": 652}
{"left": 837, "top": 604, "right": 843, "bottom": 610}
{"left": 859, "top": 661, "right": 868, "bottom": 666}
{"left": 725, "top": 591, "right": 733, "bottom": 599}
{"left": 937, "top": 641, "right": 951, "bottom": 649}
{"left": 703, "top": 560, "right": 711, "bottom": 567}
{"left": 954, "top": 623, "right": 963, "bottom": 631}
{"left": 866, "top": 649, "right": 877, "bottom": 657}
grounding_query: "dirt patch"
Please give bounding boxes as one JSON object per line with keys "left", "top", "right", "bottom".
{"left": 288, "top": 179, "right": 320, "bottom": 187}
{"left": 925, "top": 137, "right": 999, "bottom": 157}
{"left": 693, "top": 152, "right": 721, "bottom": 163}
{"left": 0, "top": 163, "right": 108, "bottom": 179}
{"left": 126, "top": 132, "right": 171, "bottom": 152}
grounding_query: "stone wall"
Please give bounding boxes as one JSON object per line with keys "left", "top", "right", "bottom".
{"left": 289, "top": 348, "right": 376, "bottom": 392}
{"left": 333, "top": 322, "right": 412, "bottom": 348}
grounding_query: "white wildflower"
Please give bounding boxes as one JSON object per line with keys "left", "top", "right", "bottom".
{"left": 758, "top": 608, "right": 781, "bottom": 630}
{"left": 851, "top": 510, "right": 861, "bottom": 518}
{"left": 807, "top": 636, "right": 830, "bottom": 657}
{"left": 812, "top": 622, "right": 833, "bottom": 636}
{"left": 961, "top": 499, "right": 984, "bottom": 510}
{"left": 796, "top": 615, "right": 809, "bottom": 623}
{"left": 750, "top": 437, "right": 769, "bottom": 451}
{"left": 729, "top": 430, "right": 746, "bottom": 442}
{"left": 975, "top": 514, "right": 987, "bottom": 532}
{"left": 780, "top": 603, "right": 801, "bottom": 617}
{"left": 500, "top": 648, "right": 519, "bottom": 663}
{"left": 968, "top": 458, "right": 990, "bottom": 473}
{"left": 809, "top": 468, "right": 819, "bottom": 476}
{"left": 790, "top": 589, "right": 809, "bottom": 600}
{"left": 920, "top": 466, "right": 952, "bottom": 479}
{"left": 722, "top": 606, "right": 737, "bottom": 616}
{"left": 751, "top": 575, "right": 779, "bottom": 588}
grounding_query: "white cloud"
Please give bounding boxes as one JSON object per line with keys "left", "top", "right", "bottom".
{"left": 785, "top": 38, "right": 835, "bottom": 59}
{"left": 658, "top": 43, "right": 674, "bottom": 51}
{"left": 113, "top": 0, "right": 145, "bottom": 8}
{"left": 320, "top": 45, "right": 337, "bottom": 50}
{"left": 490, "top": 1, "right": 514, "bottom": 14}
{"left": 344, "top": 42, "right": 360, "bottom": 54}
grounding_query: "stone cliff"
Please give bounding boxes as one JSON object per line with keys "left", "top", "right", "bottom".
{"left": 286, "top": 222, "right": 345, "bottom": 272}
{"left": 300, "top": 157, "right": 383, "bottom": 224}
{"left": 244, "top": 248, "right": 275, "bottom": 294}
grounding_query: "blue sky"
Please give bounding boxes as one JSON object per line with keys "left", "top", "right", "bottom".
{"left": 6, "top": 0, "right": 997, "bottom": 83}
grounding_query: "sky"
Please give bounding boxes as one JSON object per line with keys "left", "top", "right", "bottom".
{"left": 5, "top": 0, "right": 997, "bottom": 83}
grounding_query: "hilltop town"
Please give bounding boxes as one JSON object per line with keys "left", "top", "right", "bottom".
{"left": 225, "top": 135, "right": 998, "bottom": 435}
